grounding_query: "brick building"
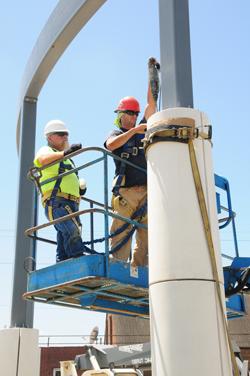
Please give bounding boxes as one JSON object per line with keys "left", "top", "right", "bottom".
{"left": 40, "top": 346, "right": 86, "bottom": 376}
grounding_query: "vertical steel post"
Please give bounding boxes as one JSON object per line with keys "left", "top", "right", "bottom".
{"left": 158, "top": 0, "right": 193, "bottom": 108}
{"left": 10, "top": 97, "right": 37, "bottom": 328}
{"left": 103, "top": 153, "right": 109, "bottom": 276}
{"left": 90, "top": 202, "right": 94, "bottom": 251}
{"left": 32, "top": 189, "right": 38, "bottom": 264}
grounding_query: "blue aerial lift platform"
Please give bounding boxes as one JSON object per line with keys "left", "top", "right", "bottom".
{"left": 23, "top": 254, "right": 250, "bottom": 320}
{"left": 23, "top": 148, "right": 250, "bottom": 320}
{"left": 24, "top": 255, "right": 149, "bottom": 317}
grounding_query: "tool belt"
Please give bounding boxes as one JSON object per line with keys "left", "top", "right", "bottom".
{"left": 42, "top": 191, "right": 80, "bottom": 206}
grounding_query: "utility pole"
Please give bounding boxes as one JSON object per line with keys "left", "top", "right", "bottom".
{"left": 11, "top": 97, "right": 37, "bottom": 328}
{"left": 159, "top": 0, "right": 193, "bottom": 108}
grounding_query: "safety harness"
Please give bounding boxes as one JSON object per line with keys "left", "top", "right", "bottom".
{"left": 108, "top": 131, "right": 147, "bottom": 256}
{"left": 112, "top": 133, "right": 145, "bottom": 197}
{"left": 45, "top": 159, "right": 79, "bottom": 205}
{"left": 30, "top": 151, "right": 82, "bottom": 230}
{"left": 45, "top": 159, "right": 81, "bottom": 230}
{"left": 30, "top": 147, "right": 80, "bottom": 206}
{"left": 144, "top": 120, "right": 239, "bottom": 376}
{"left": 110, "top": 200, "right": 147, "bottom": 256}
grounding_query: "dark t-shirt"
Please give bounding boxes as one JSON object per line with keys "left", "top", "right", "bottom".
{"left": 104, "top": 120, "right": 147, "bottom": 187}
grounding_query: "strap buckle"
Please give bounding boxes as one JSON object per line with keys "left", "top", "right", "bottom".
{"left": 29, "top": 167, "right": 42, "bottom": 180}
{"left": 119, "top": 197, "right": 127, "bottom": 206}
{"left": 176, "top": 127, "right": 199, "bottom": 140}
{"left": 121, "top": 152, "right": 129, "bottom": 159}
{"left": 132, "top": 147, "right": 138, "bottom": 156}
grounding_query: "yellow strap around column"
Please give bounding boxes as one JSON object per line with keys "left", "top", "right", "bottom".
{"left": 188, "top": 140, "right": 239, "bottom": 376}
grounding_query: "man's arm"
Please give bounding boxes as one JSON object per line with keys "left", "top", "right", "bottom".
{"left": 34, "top": 146, "right": 64, "bottom": 167}
{"left": 36, "top": 151, "right": 64, "bottom": 167}
{"left": 105, "top": 124, "right": 146, "bottom": 152}
{"left": 144, "top": 82, "right": 157, "bottom": 121}
{"left": 144, "top": 57, "right": 160, "bottom": 120}
{"left": 35, "top": 144, "right": 82, "bottom": 166}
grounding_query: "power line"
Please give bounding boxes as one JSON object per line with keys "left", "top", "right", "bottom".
{"left": 221, "top": 239, "right": 250, "bottom": 242}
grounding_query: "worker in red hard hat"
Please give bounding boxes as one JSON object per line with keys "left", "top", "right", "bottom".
{"left": 104, "top": 59, "right": 159, "bottom": 267}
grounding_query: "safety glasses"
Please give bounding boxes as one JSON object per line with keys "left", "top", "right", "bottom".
{"left": 52, "top": 132, "right": 69, "bottom": 137}
{"left": 123, "top": 110, "right": 139, "bottom": 117}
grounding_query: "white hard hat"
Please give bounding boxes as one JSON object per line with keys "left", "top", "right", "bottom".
{"left": 44, "top": 120, "right": 69, "bottom": 136}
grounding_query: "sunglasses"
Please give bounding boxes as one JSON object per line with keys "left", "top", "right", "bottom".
{"left": 52, "top": 132, "right": 69, "bottom": 137}
{"left": 123, "top": 110, "right": 139, "bottom": 117}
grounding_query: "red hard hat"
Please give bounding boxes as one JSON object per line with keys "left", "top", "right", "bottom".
{"left": 115, "top": 96, "right": 140, "bottom": 113}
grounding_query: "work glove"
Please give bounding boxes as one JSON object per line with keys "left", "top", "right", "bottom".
{"left": 148, "top": 56, "right": 160, "bottom": 70}
{"left": 64, "top": 143, "right": 82, "bottom": 156}
{"left": 79, "top": 178, "right": 87, "bottom": 196}
{"left": 148, "top": 57, "right": 160, "bottom": 102}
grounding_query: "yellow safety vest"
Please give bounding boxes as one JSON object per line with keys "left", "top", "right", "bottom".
{"left": 34, "top": 146, "right": 80, "bottom": 200}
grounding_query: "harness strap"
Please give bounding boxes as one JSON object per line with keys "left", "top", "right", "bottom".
{"left": 49, "top": 161, "right": 71, "bottom": 199}
{"left": 47, "top": 205, "right": 54, "bottom": 222}
{"left": 121, "top": 146, "right": 144, "bottom": 157}
{"left": 110, "top": 200, "right": 147, "bottom": 255}
{"left": 188, "top": 140, "right": 239, "bottom": 376}
{"left": 42, "top": 192, "right": 80, "bottom": 206}
{"left": 113, "top": 151, "right": 145, "bottom": 197}
{"left": 43, "top": 159, "right": 79, "bottom": 205}
{"left": 64, "top": 204, "right": 81, "bottom": 232}
{"left": 110, "top": 227, "right": 136, "bottom": 255}
{"left": 112, "top": 162, "right": 126, "bottom": 197}
{"left": 28, "top": 167, "right": 43, "bottom": 194}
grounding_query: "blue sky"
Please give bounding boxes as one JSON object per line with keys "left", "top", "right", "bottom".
{"left": 0, "top": 0, "right": 250, "bottom": 339}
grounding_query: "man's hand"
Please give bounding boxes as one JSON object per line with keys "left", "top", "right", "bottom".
{"left": 106, "top": 124, "right": 146, "bottom": 151}
{"left": 148, "top": 57, "right": 160, "bottom": 70}
{"left": 64, "top": 143, "right": 82, "bottom": 156}
{"left": 134, "top": 123, "right": 147, "bottom": 134}
{"left": 79, "top": 178, "right": 87, "bottom": 196}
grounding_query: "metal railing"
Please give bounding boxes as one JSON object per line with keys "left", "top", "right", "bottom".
{"left": 26, "top": 147, "right": 239, "bottom": 270}
{"left": 215, "top": 173, "right": 239, "bottom": 257}
{"left": 27, "top": 147, "right": 147, "bottom": 271}
{"left": 39, "top": 334, "right": 105, "bottom": 347}
{"left": 39, "top": 333, "right": 150, "bottom": 347}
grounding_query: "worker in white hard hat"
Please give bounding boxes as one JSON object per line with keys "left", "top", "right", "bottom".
{"left": 34, "top": 120, "right": 87, "bottom": 262}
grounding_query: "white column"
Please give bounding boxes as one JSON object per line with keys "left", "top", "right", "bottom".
{"left": 146, "top": 108, "right": 232, "bottom": 376}
{"left": 0, "top": 328, "right": 40, "bottom": 376}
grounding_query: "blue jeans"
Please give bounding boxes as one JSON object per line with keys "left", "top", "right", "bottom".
{"left": 45, "top": 197, "right": 85, "bottom": 262}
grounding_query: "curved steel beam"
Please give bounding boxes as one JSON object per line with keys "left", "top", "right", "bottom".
{"left": 16, "top": 0, "right": 107, "bottom": 149}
